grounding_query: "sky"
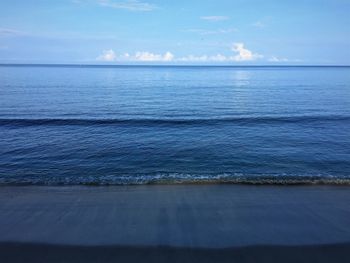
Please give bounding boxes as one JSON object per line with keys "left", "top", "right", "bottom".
{"left": 0, "top": 0, "right": 350, "bottom": 65}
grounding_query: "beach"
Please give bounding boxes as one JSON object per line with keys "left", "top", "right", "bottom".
{"left": 1, "top": 0, "right": 350, "bottom": 262}
{"left": 1, "top": 185, "right": 350, "bottom": 262}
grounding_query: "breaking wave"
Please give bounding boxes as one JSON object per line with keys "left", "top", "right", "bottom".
{"left": 1, "top": 173, "right": 350, "bottom": 186}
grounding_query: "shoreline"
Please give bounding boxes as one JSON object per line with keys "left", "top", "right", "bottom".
{"left": 1, "top": 185, "right": 350, "bottom": 262}
{"left": 1, "top": 175, "right": 350, "bottom": 186}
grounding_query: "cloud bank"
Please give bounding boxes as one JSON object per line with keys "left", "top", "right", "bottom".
{"left": 96, "top": 50, "right": 174, "bottom": 62}
{"left": 134, "top": 51, "right": 174, "bottom": 61}
{"left": 179, "top": 43, "right": 263, "bottom": 62}
{"left": 96, "top": 44, "right": 264, "bottom": 63}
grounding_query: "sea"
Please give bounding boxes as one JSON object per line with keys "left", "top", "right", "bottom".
{"left": 0, "top": 65, "right": 349, "bottom": 185}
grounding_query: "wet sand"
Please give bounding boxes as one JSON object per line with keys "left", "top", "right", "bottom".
{"left": 1, "top": 185, "right": 350, "bottom": 262}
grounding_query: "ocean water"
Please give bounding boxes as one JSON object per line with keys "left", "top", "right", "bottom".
{"left": 0, "top": 65, "right": 350, "bottom": 185}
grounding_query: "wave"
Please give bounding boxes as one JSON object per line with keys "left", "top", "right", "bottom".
{"left": 1, "top": 174, "right": 350, "bottom": 186}
{"left": 1, "top": 115, "right": 350, "bottom": 127}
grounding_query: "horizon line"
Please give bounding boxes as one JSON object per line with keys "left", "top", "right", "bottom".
{"left": 1, "top": 63, "right": 350, "bottom": 68}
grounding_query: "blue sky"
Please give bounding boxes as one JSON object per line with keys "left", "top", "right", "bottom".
{"left": 0, "top": 0, "right": 350, "bottom": 64}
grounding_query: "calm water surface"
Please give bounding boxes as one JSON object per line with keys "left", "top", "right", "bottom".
{"left": 0, "top": 65, "right": 349, "bottom": 185}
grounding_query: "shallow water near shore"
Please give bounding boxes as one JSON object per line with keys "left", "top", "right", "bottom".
{"left": 1, "top": 65, "right": 350, "bottom": 185}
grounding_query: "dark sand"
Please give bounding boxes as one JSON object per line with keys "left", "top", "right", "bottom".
{"left": 0, "top": 185, "right": 350, "bottom": 262}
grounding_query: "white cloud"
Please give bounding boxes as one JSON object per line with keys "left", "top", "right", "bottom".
{"left": 134, "top": 51, "right": 174, "bottom": 61}
{"left": 231, "top": 43, "right": 263, "bottom": 61}
{"left": 96, "top": 50, "right": 174, "bottom": 62}
{"left": 163, "top": 52, "right": 175, "bottom": 61}
{"left": 96, "top": 49, "right": 117, "bottom": 61}
{"left": 179, "top": 43, "right": 262, "bottom": 62}
{"left": 96, "top": 44, "right": 263, "bottom": 63}
{"left": 97, "top": 0, "right": 157, "bottom": 11}
{"left": 210, "top": 54, "right": 228, "bottom": 62}
{"left": 200, "top": 16, "right": 229, "bottom": 21}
